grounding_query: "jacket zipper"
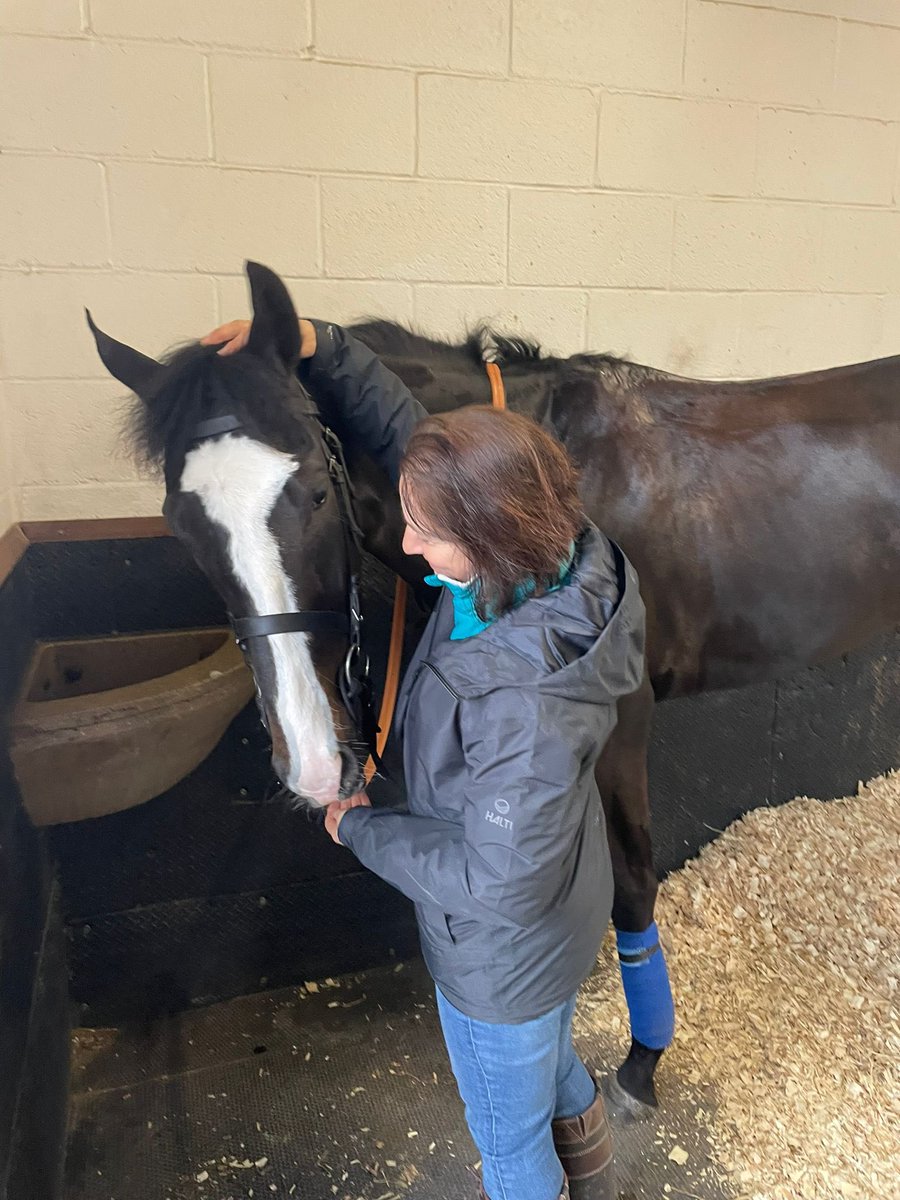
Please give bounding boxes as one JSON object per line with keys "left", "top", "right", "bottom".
{"left": 423, "top": 661, "right": 461, "bottom": 700}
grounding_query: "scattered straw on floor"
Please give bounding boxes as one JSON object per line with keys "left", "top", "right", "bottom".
{"left": 578, "top": 771, "right": 900, "bottom": 1200}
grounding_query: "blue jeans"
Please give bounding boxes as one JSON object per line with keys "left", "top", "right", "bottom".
{"left": 436, "top": 988, "right": 596, "bottom": 1200}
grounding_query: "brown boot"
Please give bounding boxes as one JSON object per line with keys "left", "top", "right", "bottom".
{"left": 552, "top": 1088, "right": 614, "bottom": 1199}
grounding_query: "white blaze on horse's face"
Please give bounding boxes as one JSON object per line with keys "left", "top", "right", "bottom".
{"left": 180, "top": 434, "right": 343, "bottom": 806}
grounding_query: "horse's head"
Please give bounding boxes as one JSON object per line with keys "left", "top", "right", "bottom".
{"left": 87, "top": 262, "right": 366, "bottom": 807}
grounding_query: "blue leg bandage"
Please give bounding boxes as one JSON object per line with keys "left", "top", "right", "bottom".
{"left": 615, "top": 922, "right": 675, "bottom": 1050}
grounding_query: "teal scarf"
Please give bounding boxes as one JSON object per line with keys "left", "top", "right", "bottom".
{"left": 424, "top": 542, "right": 576, "bottom": 641}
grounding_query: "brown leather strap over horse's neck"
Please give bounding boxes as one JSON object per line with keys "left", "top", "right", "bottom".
{"left": 363, "top": 360, "right": 505, "bottom": 783}
{"left": 486, "top": 360, "right": 506, "bottom": 410}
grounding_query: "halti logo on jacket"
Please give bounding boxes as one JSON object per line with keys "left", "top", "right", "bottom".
{"left": 494, "top": 799, "right": 510, "bottom": 814}
{"left": 485, "top": 805, "right": 513, "bottom": 830}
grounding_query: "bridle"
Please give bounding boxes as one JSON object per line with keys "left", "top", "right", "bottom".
{"left": 189, "top": 359, "right": 506, "bottom": 789}
{"left": 190, "top": 406, "right": 380, "bottom": 778}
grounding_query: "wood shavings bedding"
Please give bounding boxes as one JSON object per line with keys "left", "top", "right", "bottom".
{"left": 577, "top": 771, "right": 900, "bottom": 1200}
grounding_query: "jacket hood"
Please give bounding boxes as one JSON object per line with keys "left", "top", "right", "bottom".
{"left": 427, "top": 523, "right": 646, "bottom": 704}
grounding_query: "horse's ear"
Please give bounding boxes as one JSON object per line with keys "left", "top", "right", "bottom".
{"left": 85, "top": 310, "right": 161, "bottom": 397}
{"left": 245, "top": 261, "right": 301, "bottom": 371}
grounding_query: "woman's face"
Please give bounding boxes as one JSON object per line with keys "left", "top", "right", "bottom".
{"left": 400, "top": 478, "right": 473, "bottom": 582}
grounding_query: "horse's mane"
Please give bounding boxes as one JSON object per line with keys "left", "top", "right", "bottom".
{"left": 347, "top": 319, "right": 552, "bottom": 371}
{"left": 127, "top": 322, "right": 894, "bottom": 460}
{"left": 350, "top": 315, "right": 669, "bottom": 377}
{"left": 346, "top": 318, "right": 900, "bottom": 431}
{"left": 123, "top": 341, "right": 310, "bottom": 471}
{"left": 123, "top": 342, "right": 220, "bottom": 469}
{"left": 346, "top": 320, "right": 459, "bottom": 359}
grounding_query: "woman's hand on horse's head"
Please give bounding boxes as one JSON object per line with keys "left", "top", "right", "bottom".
{"left": 323, "top": 791, "right": 371, "bottom": 845}
{"left": 201, "top": 319, "right": 251, "bottom": 356}
{"left": 201, "top": 318, "right": 317, "bottom": 359}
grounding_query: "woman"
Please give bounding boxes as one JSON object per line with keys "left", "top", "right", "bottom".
{"left": 203, "top": 316, "right": 646, "bottom": 1200}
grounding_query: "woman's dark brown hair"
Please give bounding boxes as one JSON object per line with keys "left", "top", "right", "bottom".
{"left": 400, "top": 406, "right": 584, "bottom": 621}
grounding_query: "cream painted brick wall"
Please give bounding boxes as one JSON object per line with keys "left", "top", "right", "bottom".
{"left": 0, "top": 493, "right": 14, "bottom": 532}
{"left": 21, "top": 482, "right": 165, "bottom": 520}
{"left": 513, "top": 0, "right": 684, "bottom": 92}
{"left": 718, "top": 0, "right": 900, "bottom": 25}
{"left": 6, "top": 380, "right": 142, "bottom": 486}
{"left": 414, "top": 287, "right": 588, "bottom": 358}
{"left": 107, "top": 164, "right": 319, "bottom": 273}
{"left": 672, "top": 200, "right": 820, "bottom": 291}
{"left": 509, "top": 191, "right": 672, "bottom": 287}
{"left": 685, "top": 2, "right": 835, "bottom": 108}
{"left": 210, "top": 58, "right": 415, "bottom": 173}
{"left": 834, "top": 22, "right": 900, "bottom": 121}
{"left": 0, "top": 272, "right": 218, "bottom": 378}
{"left": 216, "top": 277, "right": 415, "bottom": 328}
{"left": 88, "top": 0, "right": 312, "bottom": 52}
{"left": 0, "top": 488, "right": 15, "bottom": 534}
{"left": 0, "top": 384, "right": 16, "bottom": 530}
{"left": 7, "top": 383, "right": 164, "bottom": 516}
{"left": 418, "top": 76, "right": 596, "bottom": 185}
{"left": 587, "top": 291, "right": 744, "bottom": 377}
{"left": 736, "top": 293, "right": 885, "bottom": 375}
{"left": 756, "top": 111, "right": 898, "bottom": 205}
{"left": 0, "top": 0, "right": 81, "bottom": 35}
{"left": 1, "top": 1, "right": 898, "bottom": 525}
{"left": 819, "top": 209, "right": 900, "bottom": 293}
{"left": 598, "top": 95, "right": 757, "bottom": 195}
{"left": 315, "top": 0, "right": 509, "bottom": 73}
{"left": 1, "top": 156, "right": 108, "bottom": 267}
{"left": 880, "top": 297, "right": 900, "bottom": 359}
{"left": 0, "top": 36, "right": 209, "bottom": 159}
{"left": 322, "top": 179, "right": 507, "bottom": 282}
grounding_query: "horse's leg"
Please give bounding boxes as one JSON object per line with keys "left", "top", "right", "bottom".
{"left": 595, "top": 672, "right": 675, "bottom": 1116}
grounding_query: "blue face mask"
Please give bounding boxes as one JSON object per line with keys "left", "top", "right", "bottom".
{"left": 424, "top": 542, "right": 576, "bottom": 641}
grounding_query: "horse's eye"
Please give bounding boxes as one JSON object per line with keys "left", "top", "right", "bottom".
{"left": 312, "top": 489, "right": 328, "bottom": 509}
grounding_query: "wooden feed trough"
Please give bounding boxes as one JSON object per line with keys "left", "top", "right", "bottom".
{"left": 10, "top": 627, "right": 254, "bottom": 825}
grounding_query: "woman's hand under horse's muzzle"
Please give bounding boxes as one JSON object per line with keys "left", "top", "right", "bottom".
{"left": 324, "top": 791, "right": 371, "bottom": 845}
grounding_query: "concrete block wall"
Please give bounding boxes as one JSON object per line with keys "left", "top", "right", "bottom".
{"left": 1, "top": 0, "right": 899, "bottom": 521}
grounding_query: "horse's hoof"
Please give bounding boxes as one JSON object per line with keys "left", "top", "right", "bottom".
{"left": 601, "top": 1070, "right": 657, "bottom": 1124}
{"left": 614, "top": 1038, "right": 663, "bottom": 1108}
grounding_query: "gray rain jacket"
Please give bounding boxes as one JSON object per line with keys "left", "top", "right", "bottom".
{"left": 301, "top": 321, "right": 646, "bottom": 1024}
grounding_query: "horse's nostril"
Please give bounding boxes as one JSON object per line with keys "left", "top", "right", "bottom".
{"left": 338, "top": 744, "right": 364, "bottom": 795}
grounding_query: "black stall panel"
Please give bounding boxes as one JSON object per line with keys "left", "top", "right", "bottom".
{"left": 33, "top": 535, "right": 900, "bottom": 1024}
{"left": 0, "top": 551, "right": 69, "bottom": 1200}
{"left": 36, "top": 536, "right": 424, "bottom": 1022}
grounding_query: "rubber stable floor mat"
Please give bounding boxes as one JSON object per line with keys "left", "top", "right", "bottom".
{"left": 66, "top": 957, "right": 735, "bottom": 1200}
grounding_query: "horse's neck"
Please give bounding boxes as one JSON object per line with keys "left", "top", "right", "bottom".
{"left": 346, "top": 451, "right": 418, "bottom": 584}
{"left": 349, "top": 353, "right": 557, "bottom": 581}
{"left": 384, "top": 353, "right": 554, "bottom": 426}
{"left": 382, "top": 354, "right": 486, "bottom": 415}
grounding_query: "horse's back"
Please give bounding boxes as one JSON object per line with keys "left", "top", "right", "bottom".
{"left": 620, "top": 351, "right": 900, "bottom": 432}
{"left": 568, "top": 350, "right": 900, "bottom": 693}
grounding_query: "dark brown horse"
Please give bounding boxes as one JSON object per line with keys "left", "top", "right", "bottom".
{"left": 89, "top": 262, "right": 900, "bottom": 1118}
{"left": 336, "top": 313, "right": 900, "bottom": 1110}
